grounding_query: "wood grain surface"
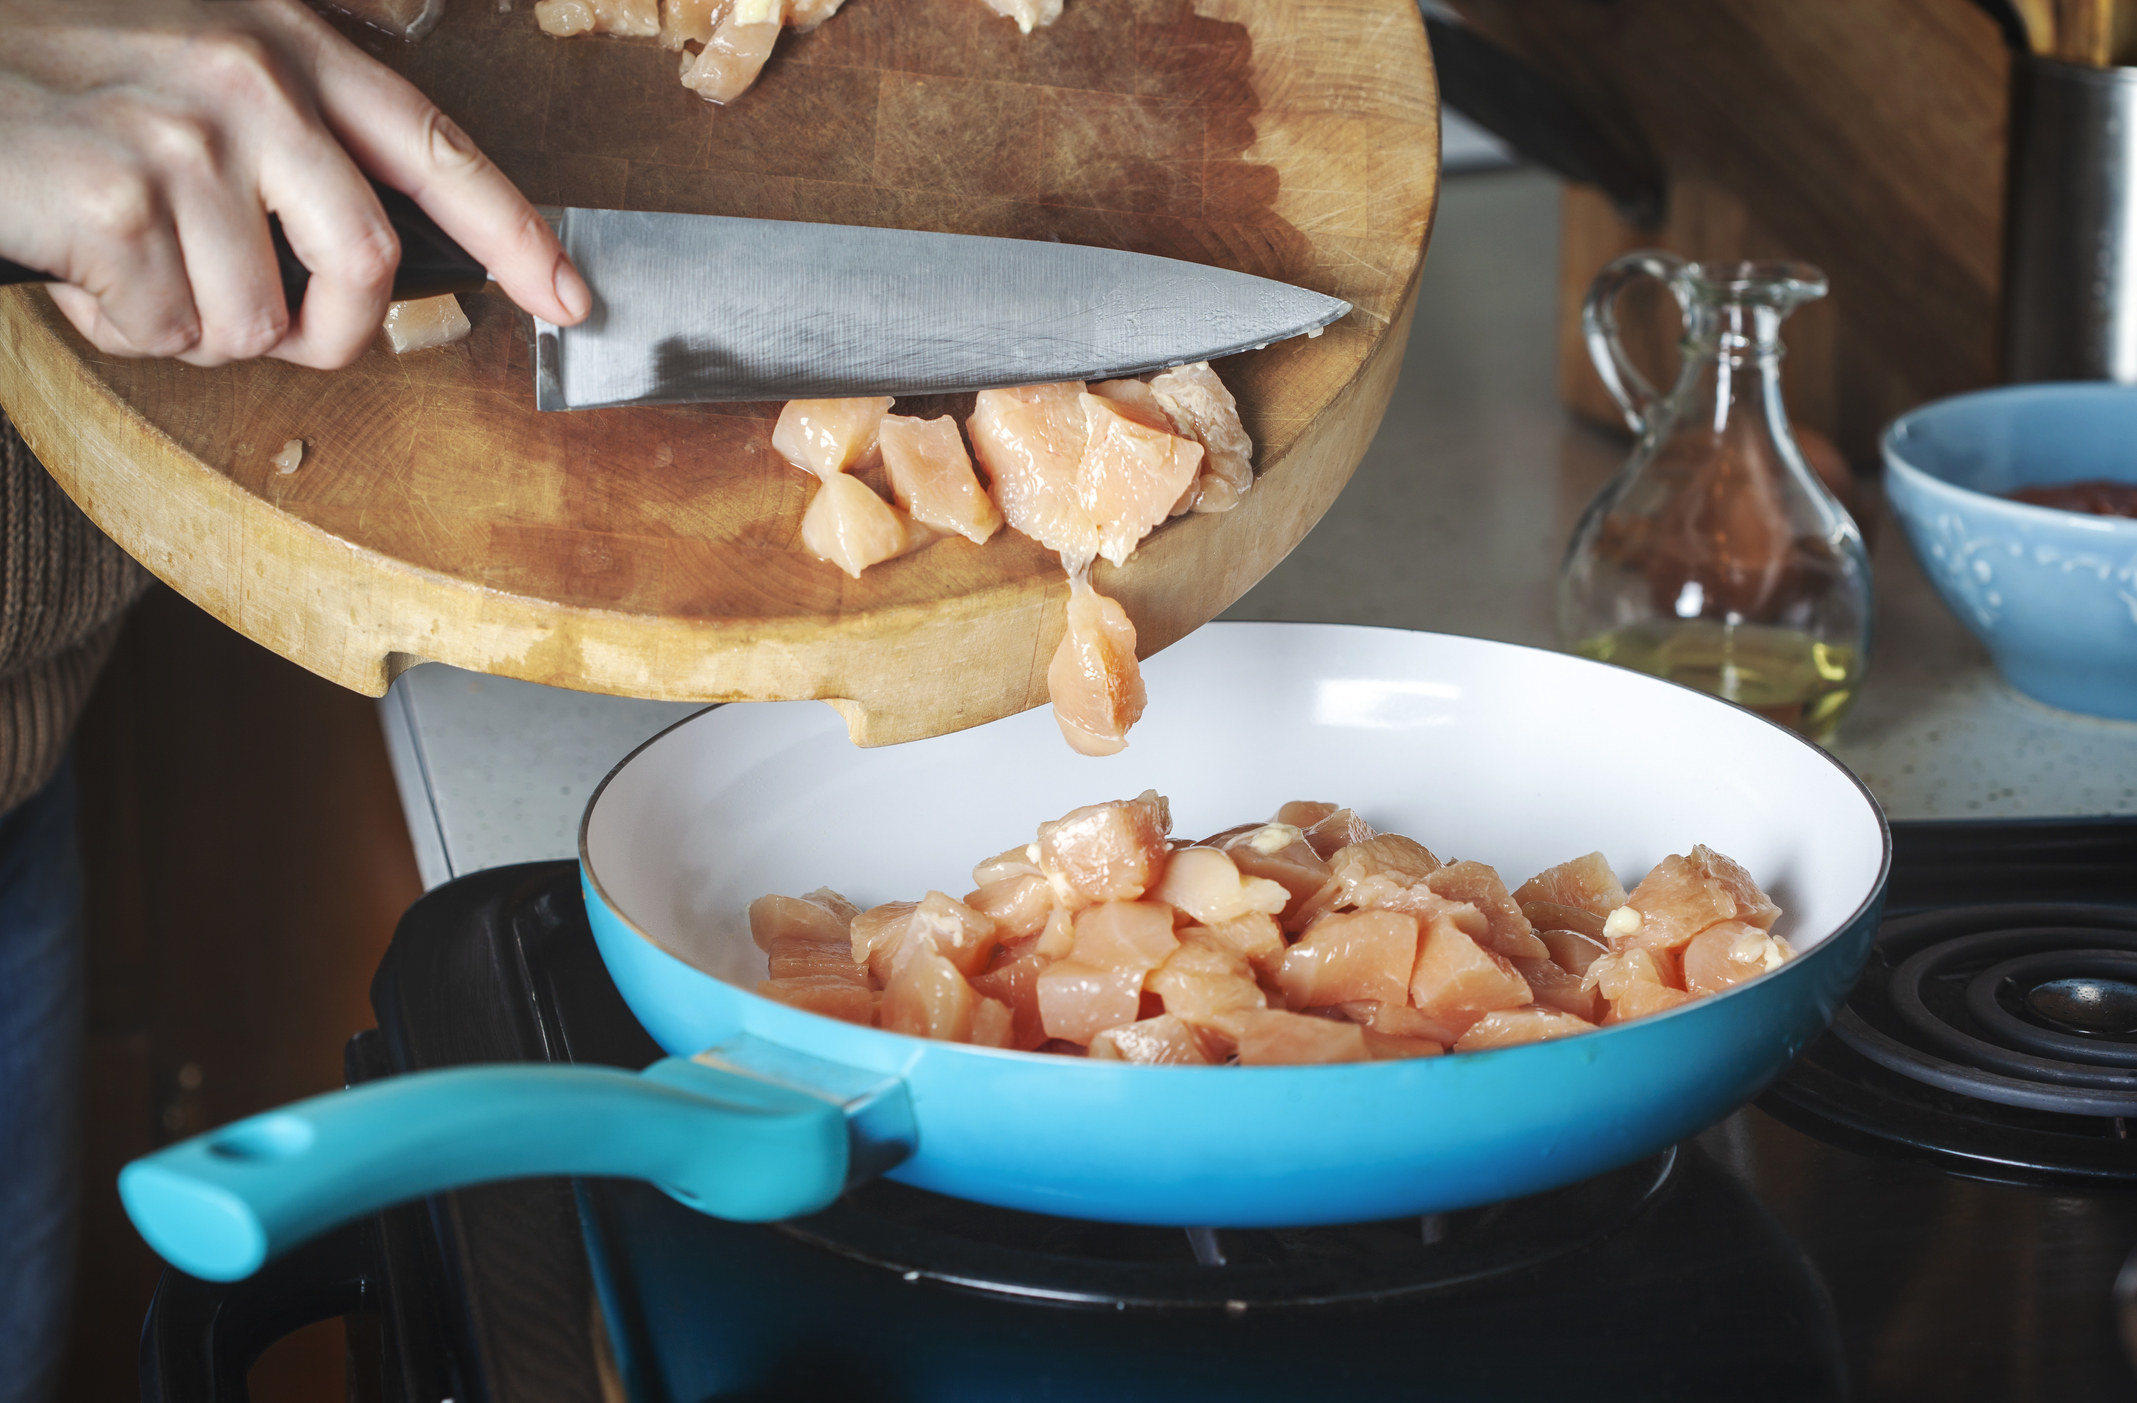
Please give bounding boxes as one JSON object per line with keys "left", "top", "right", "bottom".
{"left": 1455, "top": 0, "right": 2007, "bottom": 466}
{"left": 0, "top": 0, "right": 1438, "bottom": 744}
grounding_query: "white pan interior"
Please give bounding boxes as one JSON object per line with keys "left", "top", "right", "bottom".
{"left": 583, "top": 624, "right": 1888, "bottom": 991}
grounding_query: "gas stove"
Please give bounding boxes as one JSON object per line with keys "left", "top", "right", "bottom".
{"left": 140, "top": 820, "right": 2137, "bottom": 1403}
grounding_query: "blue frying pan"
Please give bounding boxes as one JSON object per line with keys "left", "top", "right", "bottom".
{"left": 119, "top": 625, "right": 1890, "bottom": 1281}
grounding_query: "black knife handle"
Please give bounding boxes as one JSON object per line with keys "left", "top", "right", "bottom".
{"left": 0, "top": 180, "right": 488, "bottom": 310}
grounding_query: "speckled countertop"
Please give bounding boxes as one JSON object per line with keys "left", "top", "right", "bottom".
{"left": 381, "top": 169, "right": 2137, "bottom": 890}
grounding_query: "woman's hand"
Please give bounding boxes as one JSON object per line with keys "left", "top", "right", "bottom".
{"left": 0, "top": 0, "right": 590, "bottom": 369}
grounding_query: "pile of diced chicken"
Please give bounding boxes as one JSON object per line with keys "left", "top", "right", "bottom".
{"left": 534, "top": 0, "right": 1064, "bottom": 107}
{"left": 751, "top": 793, "right": 1796, "bottom": 1064}
{"left": 773, "top": 366, "right": 1253, "bottom": 755}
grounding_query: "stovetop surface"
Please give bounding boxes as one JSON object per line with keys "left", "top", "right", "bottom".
{"left": 353, "top": 819, "right": 2137, "bottom": 1403}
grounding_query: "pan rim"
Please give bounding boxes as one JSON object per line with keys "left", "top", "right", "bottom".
{"left": 576, "top": 620, "right": 1894, "bottom": 1069}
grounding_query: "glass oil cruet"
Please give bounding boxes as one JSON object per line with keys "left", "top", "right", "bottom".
{"left": 1557, "top": 253, "right": 1872, "bottom": 744}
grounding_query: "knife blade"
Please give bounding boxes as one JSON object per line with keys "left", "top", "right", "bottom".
{"left": 531, "top": 206, "right": 1351, "bottom": 410}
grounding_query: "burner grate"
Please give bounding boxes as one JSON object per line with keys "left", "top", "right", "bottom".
{"left": 771, "top": 1149, "right": 1677, "bottom": 1309}
{"left": 1832, "top": 908, "right": 2137, "bottom": 1118}
{"left": 1764, "top": 901, "right": 2137, "bottom": 1186}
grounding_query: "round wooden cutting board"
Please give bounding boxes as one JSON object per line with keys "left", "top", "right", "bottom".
{"left": 0, "top": 0, "right": 1437, "bottom": 744}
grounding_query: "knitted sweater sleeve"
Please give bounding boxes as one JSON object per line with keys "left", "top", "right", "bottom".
{"left": 0, "top": 412, "right": 152, "bottom": 812}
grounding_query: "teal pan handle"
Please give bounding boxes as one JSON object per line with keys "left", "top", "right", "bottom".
{"left": 118, "top": 1057, "right": 851, "bottom": 1283}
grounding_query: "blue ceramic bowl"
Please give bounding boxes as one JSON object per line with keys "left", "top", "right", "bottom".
{"left": 1882, "top": 383, "right": 2137, "bottom": 720}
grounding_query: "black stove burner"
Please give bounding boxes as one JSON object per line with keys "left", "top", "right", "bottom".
{"left": 1765, "top": 902, "right": 2137, "bottom": 1186}
{"left": 774, "top": 1149, "right": 1675, "bottom": 1309}
{"left": 1835, "top": 907, "right": 2137, "bottom": 1117}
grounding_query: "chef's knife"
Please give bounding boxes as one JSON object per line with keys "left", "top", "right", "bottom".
{"left": 529, "top": 205, "right": 1350, "bottom": 409}
{"left": 0, "top": 185, "right": 1352, "bottom": 406}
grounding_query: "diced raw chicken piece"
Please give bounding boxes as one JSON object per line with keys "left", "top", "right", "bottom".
{"left": 1510, "top": 955, "right": 1601, "bottom": 1022}
{"left": 766, "top": 935, "right": 865, "bottom": 983}
{"left": 1148, "top": 846, "right": 1288, "bottom": 925}
{"left": 1582, "top": 946, "right": 1695, "bottom": 1024}
{"left": 1090, "top": 378, "right": 1164, "bottom": 416}
{"left": 907, "top": 890, "right": 1000, "bottom": 977}
{"left": 536, "top": 0, "right": 658, "bottom": 35}
{"left": 1328, "top": 834, "right": 1442, "bottom": 911}
{"left": 1604, "top": 979, "right": 1695, "bottom": 1023}
{"left": 1303, "top": 808, "right": 1376, "bottom": 860}
{"left": 782, "top": 0, "right": 847, "bottom": 29}
{"left": 881, "top": 947, "right": 981, "bottom": 1041}
{"left": 1681, "top": 920, "right": 1793, "bottom": 996}
{"left": 1274, "top": 909, "right": 1419, "bottom": 1009}
{"left": 970, "top": 383, "right": 1095, "bottom": 559}
{"left": 800, "top": 473, "right": 914, "bottom": 579}
{"left": 1206, "top": 823, "right": 1335, "bottom": 930}
{"left": 1453, "top": 1007, "right": 1596, "bottom": 1051}
{"left": 1235, "top": 1010, "right": 1369, "bottom": 1065}
{"left": 1150, "top": 362, "right": 1255, "bottom": 513}
{"left": 850, "top": 900, "right": 918, "bottom": 983}
{"left": 807, "top": 888, "right": 861, "bottom": 923}
{"left": 748, "top": 891, "right": 853, "bottom": 951}
{"left": 1513, "top": 852, "right": 1629, "bottom": 921}
{"left": 969, "top": 936, "right": 1052, "bottom": 1050}
{"left": 1539, "top": 926, "right": 1610, "bottom": 977}
{"left": 680, "top": 11, "right": 780, "bottom": 102}
{"left": 773, "top": 397, "right": 893, "bottom": 480}
{"left": 1520, "top": 901, "right": 1608, "bottom": 942}
{"left": 381, "top": 295, "right": 471, "bottom": 354}
{"left": 1335, "top": 998, "right": 1464, "bottom": 1046}
{"left": 1034, "top": 791, "right": 1171, "bottom": 908}
{"left": 1047, "top": 565, "right": 1145, "bottom": 756}
{"left": 1362, "top": 1029, "right": 1444, "bottom": 1060}
{"left": 1341, "top": 883, "right": 1488, "bottom": 938}
{"left": 1088, "top": 381, "right": 1200, "bottom": 515}
{"left": 1093, "top": 379, "right": 1201, "bottom": 518}
{"left": 1089, "top": 1014, "right": 1214, "bottom": 1065}
{"left": 880, "top": 414, "right": 1003, "bottom": 544}
{"left": 1408, "top": 911, "right": 1533, "bottom": 1037}
{"left": 977, "top": 0, "right": 1064, "bottom": 35}
{"left": 972, "top": 997, "right": 1016, "bottom": 1049}
{"left": 1035, "top": 905, "right": 1077, "bottom": 959}
{"left": 1690, "top": 845, "right": 1782, "bottom": 928}
{"left": 1424, "top": 860, "right": 1548, "bottom": 960}
{"left": 1148, "top": 934, "right": 1265, "bottom": 1050}
{"left": 1274, "top": 801, "right": 1339, "bottom": 829}
{"left": 972, "top": 385, "right": 1200, "bottom": 567}
{"left": 965, "top": 874, "right": 1052, "bottom": 941}
{"left": 1070, "top": 901, "right": 1179, "bottom": 974}
{"left": 757, "top": 975, "right": 874, "bottom": 1025}
{"left": 322, "top": 0, "right": 444, "bottom": 40}
{"left": 1192, "top": 912, "right": 1286, "bottom": 972}
{"left": 973, "top": 843, "right": 1043, "bottom": 886}
{"left": 1076, "top": 392, "right": 1202, "bottom": 566}
{"left": 1036, "top": 960, "right": 1145, "bottom": 1044}
{"left": 660, "top": 0, "right": 723, "bottom": 48}
{"left": 1625, "top": 846, "right": 1780, "bottom": 952}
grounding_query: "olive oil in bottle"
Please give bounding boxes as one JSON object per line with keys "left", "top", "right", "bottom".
{"left": 1575, "top": 620, "right": 1860, "bottom": 743}
{"left": 1557, "top": 253, "right": 1872, "bottom": 744}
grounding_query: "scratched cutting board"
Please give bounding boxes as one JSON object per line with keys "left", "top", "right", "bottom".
{"left": 0, "top": 0, "right": 1437, "bottom": 744}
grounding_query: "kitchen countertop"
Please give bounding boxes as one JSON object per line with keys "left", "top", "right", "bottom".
{"left": 382, "top": 168, "right": 2137, "bottom": 890}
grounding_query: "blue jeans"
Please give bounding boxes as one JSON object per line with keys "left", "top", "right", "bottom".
{"left": 0, "top": 759, "right": 82, "bottom": 1403}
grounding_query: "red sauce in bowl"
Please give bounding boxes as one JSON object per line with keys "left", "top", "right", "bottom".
{"left": 2007, "top": 480, "right": 2137, "bottom": 518}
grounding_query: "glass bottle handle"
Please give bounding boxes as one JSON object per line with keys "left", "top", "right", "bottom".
{"left": 1582, "top": 251, "right": 1686, "bottom": 438}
